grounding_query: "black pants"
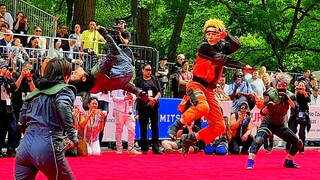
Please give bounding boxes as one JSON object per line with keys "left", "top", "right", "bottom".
{"left": 286, "top": 116, "right": 307, "bottom": 152}
{"left": 264, "top": 134, "right": 274, "bottom": 151}
{"left": 138, "top": 107, "right": 160, "bottom": 153}
{"left": 229, "top": 135, "right": 254, "bottom": 154}
{"left": 0, "top": 101, "right": 16, "bottom": 150}
{"left": 250, "top": 121, "right": 300, "bottom": 156}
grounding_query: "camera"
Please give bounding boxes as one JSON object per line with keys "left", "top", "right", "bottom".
{"left": 20, "top": 16, "right": 27, "bottom": 24}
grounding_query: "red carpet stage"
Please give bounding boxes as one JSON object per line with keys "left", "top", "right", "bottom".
{"left": 1, "top": 149, "right": 319, "bottom": 179}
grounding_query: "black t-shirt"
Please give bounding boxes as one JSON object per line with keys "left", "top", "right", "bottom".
{"left": 12, "top": 72, "right": 32, "bottom": 108}
{"left": 135, "top": 75, "right": 161, "bottom": 110}
{"left": 115, "top": 31, "right": 131, "bottom": 45}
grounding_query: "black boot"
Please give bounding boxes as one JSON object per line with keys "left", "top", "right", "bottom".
{"left": 124, "top": 84, "right": 149, "bottom": 102}
{"left": 7, "top": 147, "right": 16, "bottom": 157}
{"left": 167, "top": 119, "right": 184, "bottom": 139}
{"left": 181, "top": 132, "right": 197, "bottom": 158}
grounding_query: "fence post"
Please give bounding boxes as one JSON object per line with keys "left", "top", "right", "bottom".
{"left": 152, "top": 48, "right": 159, "bottom": 71}
{"left": 13, "top": 0, "right": 17, "bottom": 18}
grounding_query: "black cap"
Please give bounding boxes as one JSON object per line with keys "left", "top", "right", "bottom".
{"left": 118, "top": 19, "right": 126, "bottom": 24}
{"left": 160, "top": 55, "right": 168, "bottom": 61}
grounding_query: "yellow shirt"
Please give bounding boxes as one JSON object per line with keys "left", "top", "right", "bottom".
{"left": 81, "top": 30, "right": 105, "bottom": 54}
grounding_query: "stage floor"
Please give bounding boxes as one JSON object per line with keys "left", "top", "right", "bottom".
{"left": 1, "top": 149, "right": 319, "bottom": 179}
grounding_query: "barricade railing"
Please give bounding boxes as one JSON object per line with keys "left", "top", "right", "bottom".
{"left": 0, "top": 33, "right": 160, "bottom": 74}
{"left": 6, "top": 0, "right": 57, "bottom": 37}
{"left": 119, "top": 44, "right": 159, "bottom": 75}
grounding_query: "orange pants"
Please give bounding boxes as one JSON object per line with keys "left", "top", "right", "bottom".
{"left": 182, "top": 81, "right": 226, "bottom": 144}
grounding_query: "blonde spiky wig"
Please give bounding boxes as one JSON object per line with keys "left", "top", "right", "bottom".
{"left": 202, "top": 19, "right": 226, "bottom": 33}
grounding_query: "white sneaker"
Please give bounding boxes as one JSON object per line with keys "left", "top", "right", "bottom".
{"left": 128, "top": 149, "right": 142, "bottom": 155}
{"left": 116, "top": 148, "right": 123, "bottom": 154}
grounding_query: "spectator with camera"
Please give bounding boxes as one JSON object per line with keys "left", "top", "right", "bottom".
{"left": 228, "top": 69, "right": 258, "bottom": 114}
{"left": 286, "top": 81, "right": 311, "bottom": 154}
{"left": 114, "top": 20, "right": 131, "bottom": 45}
{"left": 13, "top": 12, "right": 29, "bottom": 46}
{"left": 0, "top": 61, "right": 17, "bottom": 158}
{"left": 78, "top": 96, "right": 107, "bottom": 156}
{"left": 229, "top": 101, "right": 254, "bottom": 155}
{"left": 12, "top": 62, "right": 35, "bottom": 150}
{"left": 0, "top": 4, "right": 13, "bottom": 30}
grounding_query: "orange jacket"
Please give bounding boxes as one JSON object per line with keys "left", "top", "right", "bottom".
{"left": 192, "top": 35, "right": 244, "bottom": 87}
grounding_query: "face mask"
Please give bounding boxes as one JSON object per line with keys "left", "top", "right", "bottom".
{"left": 277, "top": 88, "right": 287, "bottom": 93}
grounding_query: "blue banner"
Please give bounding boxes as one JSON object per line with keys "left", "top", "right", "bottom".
{"left": 135, "top": 98, "right": 182, "bottom": 139}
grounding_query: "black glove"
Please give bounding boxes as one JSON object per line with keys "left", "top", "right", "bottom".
{"left": 279, "top": 92, "right": 289, "bottom": 101}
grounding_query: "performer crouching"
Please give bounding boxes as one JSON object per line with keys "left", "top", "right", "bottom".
{"left": 247, "top": 73, "right": 303, "bottom": 170}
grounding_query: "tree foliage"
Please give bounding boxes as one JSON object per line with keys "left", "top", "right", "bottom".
{"left": 27, "top": 0, "right": 320, "bottom": 72}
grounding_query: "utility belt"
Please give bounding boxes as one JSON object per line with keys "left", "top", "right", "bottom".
{"left": 192, "top": 76, "right": 216, "bottom": 89}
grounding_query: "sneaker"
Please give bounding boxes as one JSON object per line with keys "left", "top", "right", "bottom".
{"left": 181, "top": 132, "right": 197, "bottom": 158}
{"left": 128, "top": 149, "right": 141, "bottom": 155}
{"left": 142, "top": 151, "right": 148, "bottom": 155}
{"left": 283, "top": 159, "right": 300, "bottom": 168}
{"left": 116, "top": 148, "right": 123, "bottom": 154}
{"left": 247, "top": 159, "right": 254, "bottom": 170}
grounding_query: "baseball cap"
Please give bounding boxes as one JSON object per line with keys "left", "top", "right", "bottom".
{"left": 69, "top": 34, "right": 77, "bottom": 39}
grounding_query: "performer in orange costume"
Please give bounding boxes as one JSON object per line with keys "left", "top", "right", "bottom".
{"left": 168, "top": 19, "right": 252, "bottom": 157}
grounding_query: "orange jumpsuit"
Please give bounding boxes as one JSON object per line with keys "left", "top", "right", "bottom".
{"left": 182, "top": 35, "right": 245, "bottom": 144}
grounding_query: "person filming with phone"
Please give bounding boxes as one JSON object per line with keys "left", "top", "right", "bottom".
{"left": 13, "top": 12, "right": 28, "bottom": 46}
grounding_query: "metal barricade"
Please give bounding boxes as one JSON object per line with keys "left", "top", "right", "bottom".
{"left": 6, "top": 0, "right": 57, "bottom": 37}
{"left": 119, "top": 44, "right": 159, "bottom": 76}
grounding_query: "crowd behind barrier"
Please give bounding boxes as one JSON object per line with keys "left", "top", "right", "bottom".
{"left": 6, "top": 0, "right": 57, "bottom": 37}
{"left": 0, "top": 32, "right": 159, "bottom": 74}
{"left": 74, "top": 97, "right": 320, "bottom": 142}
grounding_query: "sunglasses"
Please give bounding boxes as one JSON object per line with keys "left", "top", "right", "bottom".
{"left": 35, "top": 30, "right": 42, "bottom": 32}
{"left": 144, "top": 68, "right": 152, "bottom": 71}
{"left": 236, "top": 75, "right": 243, "bottom": 78}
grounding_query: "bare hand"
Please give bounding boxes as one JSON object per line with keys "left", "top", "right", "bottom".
{"left": 241, "top": 134, "right": 248, "bottom": 142}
